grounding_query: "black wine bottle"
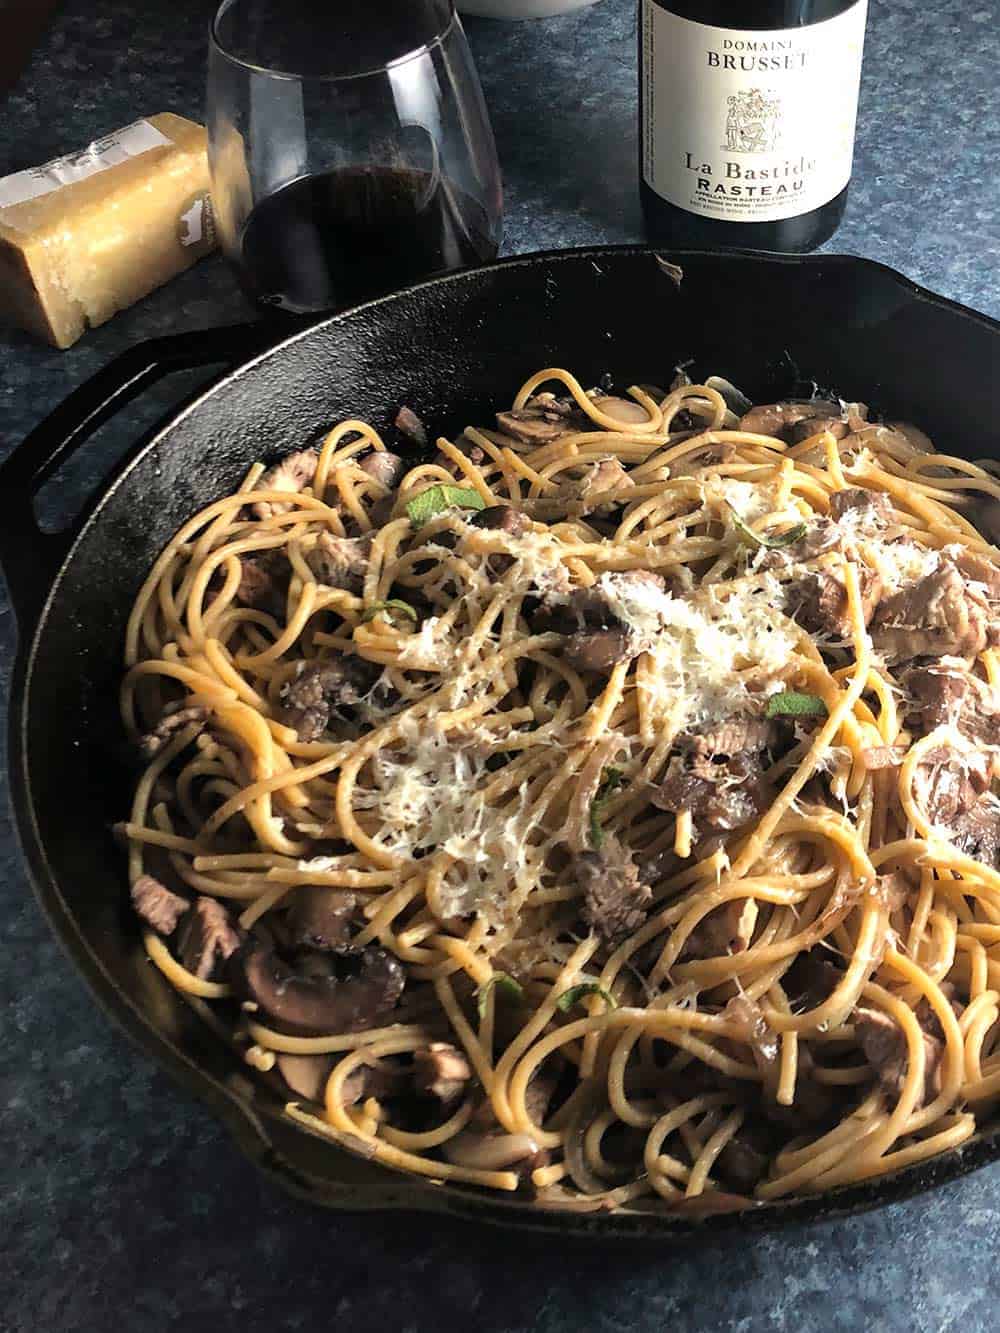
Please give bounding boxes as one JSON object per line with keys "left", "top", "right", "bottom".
{"left": 639, "top": 0, "right": 868, "bottom": 252}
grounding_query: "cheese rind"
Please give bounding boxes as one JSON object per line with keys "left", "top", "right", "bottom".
{"left": 0, "top": 113, "right": 216, "bottom": 349}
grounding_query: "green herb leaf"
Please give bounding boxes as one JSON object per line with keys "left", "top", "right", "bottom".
{"left": 727, "top": 503, "right": 807, "bottom": 551}
{"left": 556, "top": 982, "right": 618, "bottom": 1013}
{"left": 360, "top": 599, "right": 419, "bottom": 625}
{"left": 477, "top": 972, "right": 525, "bottom": 1021}
{"left": 589, "top": 766, "right": 625, "bottom": 851}
{"left": 406, "top": 484, "right": 486, "bottom": 527}
{"left": 765, "top": 691, "right": 828, "bottom": 719}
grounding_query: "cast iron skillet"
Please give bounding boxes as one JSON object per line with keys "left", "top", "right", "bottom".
{"left": 4, "top": 246, "right": 1000, "bottom": 1236}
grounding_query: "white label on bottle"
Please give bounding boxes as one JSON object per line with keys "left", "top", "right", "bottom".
{"left": 0, "top": 119, "right": 171, "bottom": 209}
{"left": 641, "top": 1, "right": 867, "bottom": 223}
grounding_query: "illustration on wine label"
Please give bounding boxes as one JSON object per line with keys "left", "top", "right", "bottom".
{"left": 724, "top": 90, "right": 781, "bottom": 154}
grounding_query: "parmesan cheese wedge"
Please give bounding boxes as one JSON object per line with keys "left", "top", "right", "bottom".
{"left": 0, "top": 113, "right": 216, "bottom": 349}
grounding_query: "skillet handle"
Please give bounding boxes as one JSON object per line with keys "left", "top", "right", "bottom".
{"left": 0, "top": 321, "right": 283, "bottom": 626}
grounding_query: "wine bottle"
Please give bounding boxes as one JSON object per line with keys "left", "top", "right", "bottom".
{"left": 639, "top": 0, "right": 868, "bottom": 252}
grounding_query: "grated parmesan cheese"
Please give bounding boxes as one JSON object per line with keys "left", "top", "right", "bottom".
{"left": 357, "top": 717, "right": 540, "bottom": 920}
{"left": 297, "top": 855, "right": 342, "bottom": 872}
{"left": 596, "top": 571, "right": 676, "bottom": 642}
{"left": 457, "top": 523, "right": 574, "bottom": 597}
{"left": 626, "top": 575, "right": 800, "bottom": 731}
{"left": 862, "top": 538, "right": 942, "bottom": 594}
{"left": 703, "top": 475, "right": 774, "bottom": 523}
{"left": 505, "top": 528, "right": 574, "bottom": 596}
{"left": 396, "top": 616, "right": 451, "bottom": 670}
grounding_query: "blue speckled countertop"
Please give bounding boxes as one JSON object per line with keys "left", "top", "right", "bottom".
{"left": 2, "top": 1, "right": 1000, "bottom": 1329}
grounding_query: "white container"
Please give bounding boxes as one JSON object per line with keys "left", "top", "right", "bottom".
{"left": 458, "top": 0, "right": 600, "bottom": 18}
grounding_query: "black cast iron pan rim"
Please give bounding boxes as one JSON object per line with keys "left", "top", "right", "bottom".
{"left": 6, "top": 243, "right": 1000, "bottom": 1237}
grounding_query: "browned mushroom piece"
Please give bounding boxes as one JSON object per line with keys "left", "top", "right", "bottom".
{"left": 276, "top": 1053, "right": 335, "bottom": 1102}
{"left": 276, "top": 1052, "right": 408, "bottom": 1106}
{"left": 286, "top": 887, "right": 359, "bottom": 953}
{"left": 592, "top": 395, "right": 652, "bottom": 426}
{"left": 442, "top": 1127, "right": 545, "bottom": 1171}
{"left": 495, "top": 393, "right": 589, "bottom": 444}
{"left": 738, "top": 401, "right": 843, "bottom": 442}
{"left": 654, "top": 749, "right": 774, "bottom": 838}
{"left": 534, "top": 572, "right": 669, "bottom": 676}
{"left": 828, "top": 487, "right": 894, "bottom": 528}
{"left": 234, "top": 556, "right": 274, "bottom": 608}
{"left": 467, "top": 504, "right": 528, "bottom": 536}
{"left": 562, "top": 626, "right": 636, "bottom": 675}
{"left": 785, "top": 415, "right": 850, "bottom": 445}
{"left": 239, "top": 942, "right": 405, "bottom": 1036}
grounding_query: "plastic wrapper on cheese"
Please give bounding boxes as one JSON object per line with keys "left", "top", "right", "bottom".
{"left": 0, "top": 114, "right": 216, "bottom": 349}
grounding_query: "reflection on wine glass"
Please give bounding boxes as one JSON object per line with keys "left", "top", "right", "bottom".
{"left": 207, "top": 0, "right": 503, "bottom": 314}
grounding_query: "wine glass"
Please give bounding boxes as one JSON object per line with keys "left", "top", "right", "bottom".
{"left": 207, "top": 0, "right": 503, "bottom": 315}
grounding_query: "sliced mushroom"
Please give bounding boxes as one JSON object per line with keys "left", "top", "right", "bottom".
{"left": 443, "top": 1128, "right": 544, "bottom": 1170}
{"left": 286, "top": 887, "right": 358, "bottom": 952}
{"left": 239, "top": 942, "right": 405, "bottom": 1036}
{"left": 276, "top": 1052, "right": 408, "bottom": 1106}
{"left": 887, "top": 421, "right": 934, "bottom": 455}
{"left": 592, "top": 395, "right": 651, "bottom": 426}
{"left": 786, "top": 415, "right": 850, "bottom": 445}
{"left": 562, "top": 626, "right": 635, "bottom": 674}
{"left": 738, "top": 401, "right": 842, "bottom": 442}
{"left": 495, "top": 395, "right": 588, "bottom": 444}
{"left": 276, "top": 1053, "right": 334, "bottom": 1102}
{"left": 495, "top": 411, "right": 568, "bottom": 445}
{"left": 468, "top": 504, "right": 528, "bottom": 536}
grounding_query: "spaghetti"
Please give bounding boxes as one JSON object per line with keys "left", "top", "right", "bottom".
{"left": 120, "top": 368, "right": 1000, "bottom": 1210}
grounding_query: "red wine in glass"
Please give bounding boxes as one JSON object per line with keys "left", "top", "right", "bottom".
{"left": 207, "top": 0, "right": 502, "bottom": 316}
{"left": 240, "top": 166, "right": 498, "bottom": 313}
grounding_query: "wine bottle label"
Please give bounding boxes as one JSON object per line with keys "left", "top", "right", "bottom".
{"left": 641, "top": 1, "right": 867, "bottom": 223}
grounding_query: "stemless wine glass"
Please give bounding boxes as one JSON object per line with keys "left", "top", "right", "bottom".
{"left": 207, "top": 0, "right": 503, "bottom": 314}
